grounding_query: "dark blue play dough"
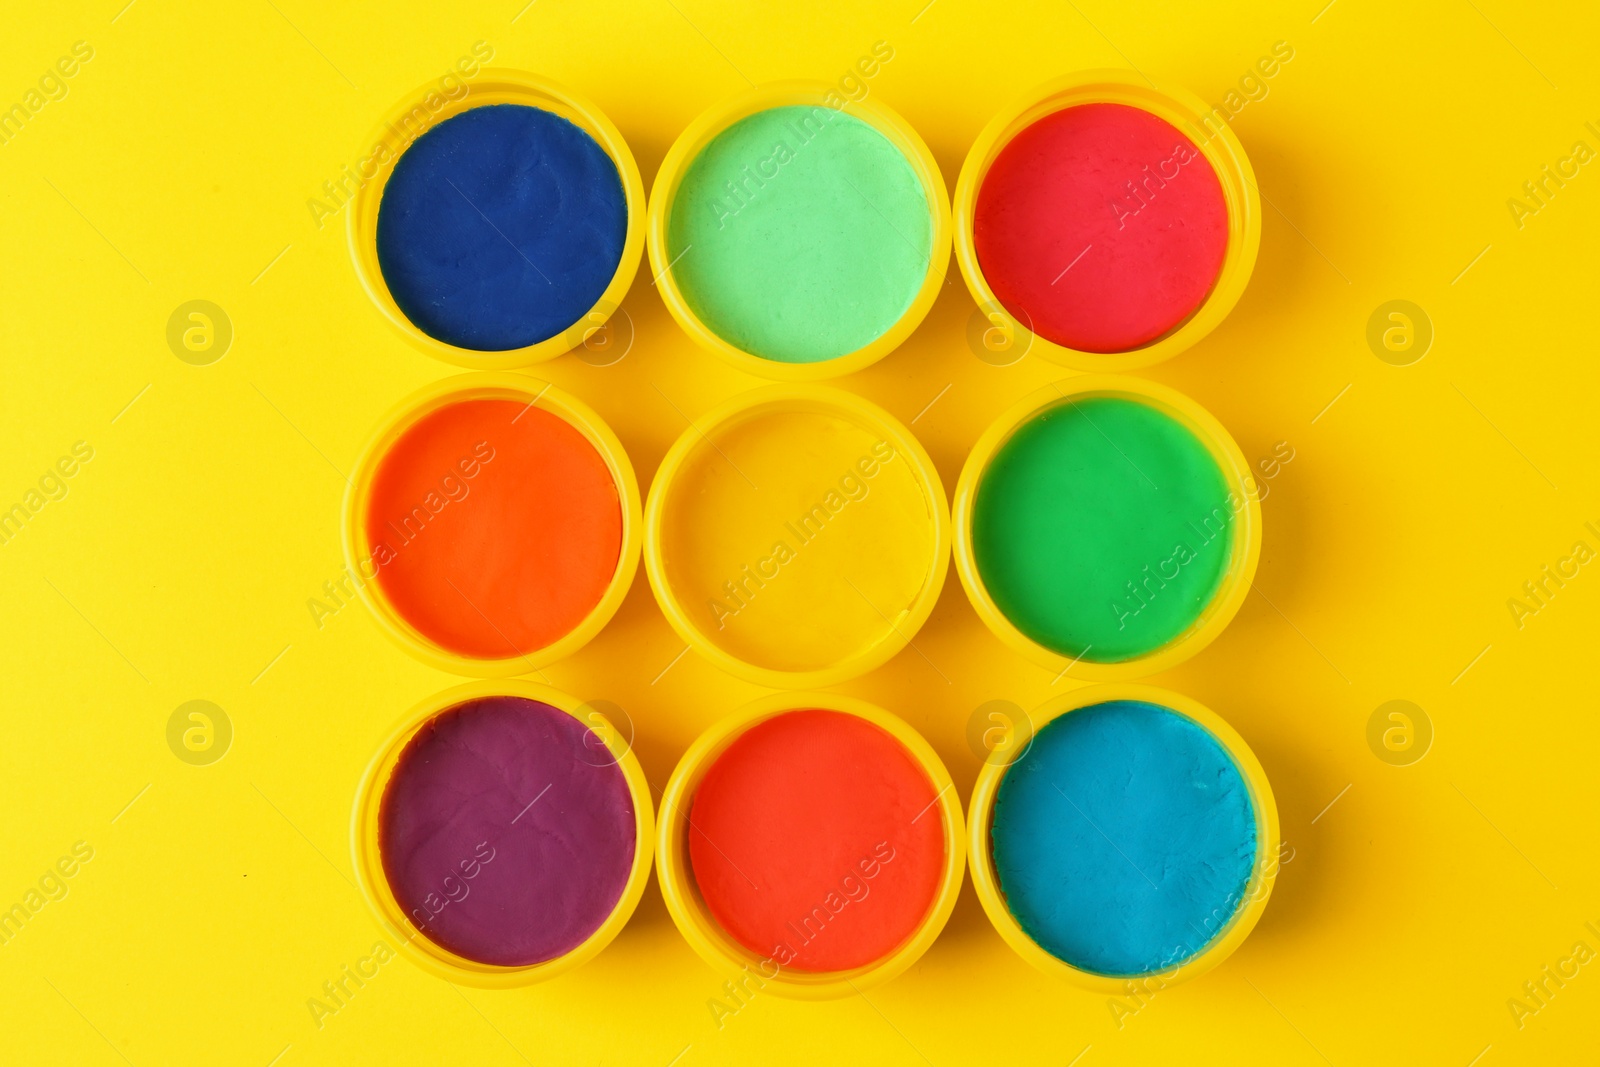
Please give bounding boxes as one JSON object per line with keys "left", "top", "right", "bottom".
{"left": 990, "top": 700, "right": 1257, "bottom": 976}
{"left": 376, "top": 103, "right": 628, "bottom": 352}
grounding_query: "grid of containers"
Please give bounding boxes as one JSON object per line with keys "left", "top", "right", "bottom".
{"left": 341, "top": 67, "right": 1280, "bottom": 994}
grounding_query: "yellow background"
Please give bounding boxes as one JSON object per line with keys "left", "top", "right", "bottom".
{"left": 2, "top": 0, "right": 1596, "bottom": 1063}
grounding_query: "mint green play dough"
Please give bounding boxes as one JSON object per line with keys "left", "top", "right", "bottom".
{"left": 667, "top": 106, "right": 931, "bottom": 364}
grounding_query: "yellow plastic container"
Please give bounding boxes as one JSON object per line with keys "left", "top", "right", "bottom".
{"left": 952, "top": 375, "right": 1261, "bottom": 680}
{"left": 643, "top": 384, "right": 949, "bottom": 689}
{"left": 967, "top": 683, "right": 1279, "bottom": 992}
{"left": 656, "top": 692, "right": 965, "bottom": 1000}
{"left": 342, "top": 372, "right": 642, "bottom": 676}
{"left": 347, "top": 69, "right": 646, "bottom": 369}
{"left": 953, "top": 70, "right": 1260, "bottom": 372}
{"left": 646, "top": 81, "right": 951, "bottom": 380}
{"left": 350, "top": 679, "right": 655, "bottom": 988}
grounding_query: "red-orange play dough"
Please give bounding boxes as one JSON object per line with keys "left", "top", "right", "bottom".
{"left": 688, "top": 710, "right": 945, "bottom": 972}
{"left": 364, "top": 398, "right": 621, "bottom": 659}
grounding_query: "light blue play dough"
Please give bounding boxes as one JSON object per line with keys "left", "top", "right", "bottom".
{"left": 990, "top": 700, "right": 1257, "bottom": 976}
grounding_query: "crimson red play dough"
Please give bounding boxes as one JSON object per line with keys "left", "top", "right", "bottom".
{"left": 364, "top": 398, "right": 622, "bottom": 659}
{"left": 687, "top": 710, "right": 945, "bottom": 972}
{"left": 974, "top": 103, "right": 1228, "bottom": 353}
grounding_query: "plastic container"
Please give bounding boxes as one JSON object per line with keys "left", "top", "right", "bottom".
{"left": 953, "top": 375, "right": 1260, "bottom": 680}
{"left": 351, "top": 680, "right": 654, "bottom": 987}
{"left": 953, "top": 70, "right": 1260, "bottom": 371}
{"left": 342, "top": 372, "right": 641, "bottom": 676}
{"left": 656, "top": 692, "right": 965, "bottom": 999}
{"left": 647, "top": 81, "right": 951, "bottom": 380}
{"left": 643, "top": 384, "right": 949, "bottom": 688}
{"left": 967, "top": 683, "right": 1279, "bottom": 991}
{"left": 347, "top": 69, "right": 646, "bottom": 369}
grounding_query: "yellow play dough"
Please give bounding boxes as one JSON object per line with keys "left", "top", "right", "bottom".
{"left": 658, "top": 409, "right": 937, "bottom": 673}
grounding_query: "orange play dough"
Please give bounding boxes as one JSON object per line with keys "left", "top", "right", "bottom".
{"left": 364, "top": 398, "right": 621, "bottom": 659}
{"left": 688, "top": 710, "right": 945, "bottom": 972}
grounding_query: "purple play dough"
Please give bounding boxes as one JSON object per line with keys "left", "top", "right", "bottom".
{"left": 379, "top": 696, "right": 636, "bottom": 966}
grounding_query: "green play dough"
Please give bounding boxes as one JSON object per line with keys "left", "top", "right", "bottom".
{"left": 666, "top": 106, "right": 931, "bottom": 364}
{"left": 972, "top": 397, "right": 1234, "bottom": 661}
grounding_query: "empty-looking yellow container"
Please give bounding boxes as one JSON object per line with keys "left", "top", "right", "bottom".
{"left": 644, "top": 385, "right": 949, "bottom": 688}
